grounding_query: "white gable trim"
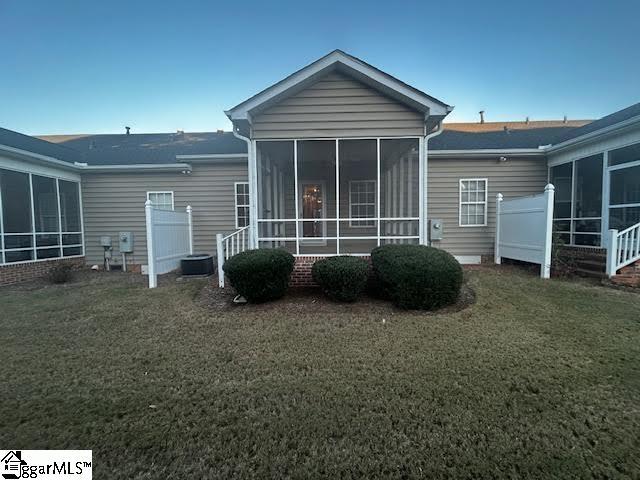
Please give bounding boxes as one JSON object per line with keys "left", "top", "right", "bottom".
{"left": 225, "top": 50, "right": 452, "bottom": 122}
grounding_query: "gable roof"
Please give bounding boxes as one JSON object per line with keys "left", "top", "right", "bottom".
{"left": 225, "top": 50, "right": 452, "bottom": 126}
{"left": 39, "top": 131, "right": 247, "bottom": 165}
{"left": 0, "top": 126, "right": 82, "bottom": 164}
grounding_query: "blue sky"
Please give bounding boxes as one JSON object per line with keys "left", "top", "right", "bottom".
{"left": 1, "top": 0, "right": 638, "bottom": 135}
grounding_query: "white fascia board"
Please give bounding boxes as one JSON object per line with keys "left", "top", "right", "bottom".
{"left": 544, "top": 115, "right": 640, "bottom": 153}
{"left": 80, "top": 163, "right": 192, "bottom": 173}
{"left": 175, "top": 153, "right": 247, "bottom": 161}
{"left": 225, "top": 51, "right": 451, "bottom": 121}
{"left": 429, "top": 148, "right": 546, "bottom": 158}
{"left": 0, "top": 144, "right": 80, "bottom": 171}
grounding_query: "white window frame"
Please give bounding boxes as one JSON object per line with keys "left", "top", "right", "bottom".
{"left": 459, "top": 178, "right": 488, "bottom": 227}
{"left": 0, "top": 167, "right": 84, "bottom": 266}
{"left": 349, "top": 180, "right": 376, "bottom": 228}
{"left": 234, "top": 182, "right": 250, "bottom": 229}
{"left": 146, "top": 191, "right": 174, "bottom": 211}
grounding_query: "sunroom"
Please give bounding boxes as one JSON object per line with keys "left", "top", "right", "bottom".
{"left": 225, "top": 50, "right": 452, "bottom": 256}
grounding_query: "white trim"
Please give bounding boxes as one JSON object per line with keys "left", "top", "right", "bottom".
{"left": 234, "top": 182, "right": 250, "bottom": 229}
{"left": 348, "top": 180, "right": 376, "bottom": 228}
{"left": 225, "top": 50, "right": 451, "bottom": 121}
{"left": 429, "top": 148, "right": 545, "bottom": 158}
{"left": 454, "top": 255, "right": 482, "bottom": 265}
{"left": 82, "top": 163, "right": 192, "bottom": 172}
{"left": 146, "top": 191, "right": 175, "bottom": 211}
{"left": 175, "top": 153, "right": 247, "bottom": 160}
{"left": 458, "top": 178, "right": 488, "bottom": 227}
{"left": 0, "top": 144, "right": 79, "bottom": 172}
{"left": 546, "top": 115, "right": 640, "bottom": 154}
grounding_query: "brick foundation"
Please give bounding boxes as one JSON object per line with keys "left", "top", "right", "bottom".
{"left": 0, "top": 257, "right": 85, "bottom": 287}
{"left": 611, "top": 259, "right": 640, "bottom": 287}
{"left": 289, "top": 256, "right": 372, "bottom": 287}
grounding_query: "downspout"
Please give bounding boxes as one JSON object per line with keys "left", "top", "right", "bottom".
{"left": 424, "top": 121, "right": 445, "bottom": 246}
{"left": 232, "top": 127, "right": 256, "bottom": 249}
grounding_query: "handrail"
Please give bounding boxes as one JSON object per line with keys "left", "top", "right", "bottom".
{"left": 216, "top": 226, "right": 250, "bottom": 288}
{"left": 606, "top": 222, "right": 640, "bottom": 277}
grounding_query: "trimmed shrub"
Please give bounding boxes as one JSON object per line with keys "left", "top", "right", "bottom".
{"left": 312, "top": 256, "right": 369, "bottom": 302}
{"left": 370, "top": 244, "right": 463, "bottom": 310}
{"left": 222, "top": 248, "right": 295, "bottom": 303}
{"left": 48, "top": 263, "right": 74, "bottom": 284}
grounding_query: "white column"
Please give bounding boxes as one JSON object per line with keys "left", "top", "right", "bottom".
{"left": 376, "top": 139, "right": 381, "bottom": 247}
{"left": 145, "top": 200, "right": 157, "bottom": 288}
{"left": 335, "top": 139, "right": 340, "bottom": 255}
{"left": 293, "top": 140, "right": 300, "bottom": 255}
{"left": 186, "top": 205, "right": 193, "bottom": 255}
{"left": 495, "top": 193, "right": 503, "bottom": 264}
{"left": 419, "top": 136, "right": 426, "bottom": 245}
{"left": 606, "top": 229, "right": 619, "bottom": 277}
{"left": 249, "top": 140, "right": 258, "bottom": 249}
{"left": 216, "top": 233, "right": 225, "bottom": 288}
{"left": 541, "top": 183, "right": 555, "bottom": 279}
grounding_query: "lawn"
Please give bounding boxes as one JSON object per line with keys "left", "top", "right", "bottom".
{"left": 1, "top": 268, "right": 639, "bottom": 479}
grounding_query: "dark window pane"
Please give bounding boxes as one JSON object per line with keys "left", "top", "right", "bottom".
{"left": 550, "top": 163, "right": 572, "bottom": 218}
{"left": 610, "top": 165, "right": 640, "bottom": 206}
{"left": 59, "top": 180, "right": 81, "bottom": 232}
{"left": 36, "top": 247, "right": 61, "bottom": 259}
{"left": 62, "top": 233, "right": 82, "bottom": 245}
{"left": 555, "top": 233, "right": 571, "bottom": 244}
{"left": 1, "top": 169, "right": 32, "bottom": 233}
{"left": 5, "top": 250, "right": 33, "bottom": 262}
{"left": 573, "top": 219, "right": 600, "bottom": 233}
{"left": 609, "top": 142, "right": 640, "bottom": 167}
{"left": 32, "top": 175, "right": 59, "bottom": 232}
{"left": 573, "top": 154, "right": 602, "bottom": 218}
{"left": 553, "top": 220, "right": 571, "bottom": 232}
{"left": 36, "top": 234, "right": 60, "bottom": 247}
{"left": 4, "top": 235, "right": 33, "bottom": 249}
{"left": 609, "top": 207, "right": 640, "bottom": 231}
{"left": 63, "top": 246, "right": 83, "bottom": 257}
{"left": 573, "top": 234, "right": 601, "bottom": 246}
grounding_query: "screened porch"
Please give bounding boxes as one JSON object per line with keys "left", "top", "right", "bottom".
{"left": 255, "top": 138, "right": 422, "bottom": 255}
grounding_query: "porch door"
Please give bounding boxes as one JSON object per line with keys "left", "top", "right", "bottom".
{"left": 299, "top": 182, "right": 326, "bottom": 243}
{"left": 608, "top": 162, "right": 640, "bottom": 232}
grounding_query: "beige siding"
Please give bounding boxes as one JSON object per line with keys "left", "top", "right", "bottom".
{"left": 81, "top": 161, "right": 247, "bottom": 267}
{"left": 428, "top": 157, "right": 547, "bottom": 257}
{"left": 252, "top": 72, "right": 425, "bottom": 139}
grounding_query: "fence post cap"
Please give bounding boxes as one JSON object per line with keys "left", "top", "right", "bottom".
{"left": 186, "top": 205, "right": 192, "bottom": 213}
{"left": 544, "top": 183, "right": 555, "bottom": 192}
{"left": 496, "top": 193, "right": 503, "bottom": 200}
{"left": 145, "top": 199, "right": 152, "bottom": 207}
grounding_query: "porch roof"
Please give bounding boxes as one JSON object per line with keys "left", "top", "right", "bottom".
{"left": 225, "top": 50, "right": 453, "bottom": 129}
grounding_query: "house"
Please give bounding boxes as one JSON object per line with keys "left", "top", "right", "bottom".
{"left": 1, "top": 50, "right": 639, "bottom": 286}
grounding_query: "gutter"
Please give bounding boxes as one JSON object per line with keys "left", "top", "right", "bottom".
{"left": 429, "top": 148, "right": 545, "bottom": 158}
{"left": 0, "top": 144, "right": 80, "bottom": 171}
{"left": 424, "top": 122, "right": 445, "bottom": 245}
{"left": 80, "top": 163, "right": 192, "bottom": 173}
{"left": 176, "top": 153, "right": 247, "bottom": 161}
{"left": 231, "top": 127, "right": 256, "bottom": 248}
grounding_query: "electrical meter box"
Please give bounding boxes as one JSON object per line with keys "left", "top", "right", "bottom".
{"left": 100, "top": 236, "right": 112, "bottom": 247}
{"left": 429, "top": 219, "right": 443, "bottom": 241}
{"left": 119, "top": 232, "right": 134, "bottom": 253}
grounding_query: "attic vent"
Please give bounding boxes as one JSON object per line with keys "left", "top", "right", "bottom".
{"left": 563, "top": 115, "right": 568, "bottom": 124}
{"left": 125, "top": 126, "right": 130, "bottom": 135}
{"left": 216, "top": 129, "right": 224, "bottom": 133}
{"left": 479, "top": 110, "right": 485, "bottom": 124}
{"left": 503, "top": 126, "right": 510, "bottom": 133}
{"left": 176, "top": 130, "right": 184, "bottom": 135}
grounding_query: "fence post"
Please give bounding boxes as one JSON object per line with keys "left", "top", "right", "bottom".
{"left": 541, "top": 183, "right": 555, "bottom": 279}
{"left": 494, "top": 193, "right": 503, "bottom": 265}
{"left": 216, "top": 233, "right": 225, "bottom": 288}
{"left": 186, "top": 205, "right": 193, "bottom": 255}
{"left": 145, "top": 200, "right": 157, "bottom": 288}
{"left": 606, "top": 229, "right": 619, "bottom": 277}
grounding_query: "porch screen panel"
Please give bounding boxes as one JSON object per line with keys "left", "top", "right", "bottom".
{"left": 297, "top": 140, "right": 336, "bottom": 253}
{"left": 339, "top": 139, "right": 377, "bottom": 254}
{"left": 59, "top": 180, "right": 83, "bottom": 256}
{"left": 380, "top": 138, "right": 419, "bottom": 244}
{"left": 609, "top": 164, "right": 640, "bottom": 231}
{"left": 1, "top": 169, "right": 34, "bottom": 262}
{"left": 32, "top": 175, "right": 60, "bottom": 259}
{"left": 256, "top": 141, "right": 296, "bottom": 243}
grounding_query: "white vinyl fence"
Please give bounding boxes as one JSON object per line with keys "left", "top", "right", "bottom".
{"left": 495, "top": 184, "right": 555, "bottom": 278}
{"left": 145, "top": 200, "right": 193, "bottom": 288}
{"left": 216, "top": 226, "right": 250, "bottom": 288}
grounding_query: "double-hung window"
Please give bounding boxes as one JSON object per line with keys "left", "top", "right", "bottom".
{"left": 349, "top": 180, "right": 376, "bottom": 227}
{"left": 459, "top": 179, "right": 488, "bottom": 227}
{"left": 147, "top": 191, "right": 174, "bottom": 211}
{"left": 235, "top": 182, "right": 250, "bottom": 228}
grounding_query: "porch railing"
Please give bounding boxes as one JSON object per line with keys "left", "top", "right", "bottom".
{"left": 216, "top": 226, "right": 250, "bottom": 288}
{"left": 606, "top": 222, "right": 640, "bottom": 277}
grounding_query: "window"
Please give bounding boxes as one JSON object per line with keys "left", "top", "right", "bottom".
{"left": 147, "top": 191, "right": 174, "bottom": 211}
{"left": 459, "top": 179, "right": 487, "bottom": 227}
{"left": 349, "top": 180, "right": 376, "bottom": 227}
{"left": 235, "top": 182, "right": 250, "bottom": 228}
{"left": 0, "top": 168, "right": 83, "bottom": 264}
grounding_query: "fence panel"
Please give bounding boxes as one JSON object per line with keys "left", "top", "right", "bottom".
{"left": 145, "top": 201, "right": 193, "bottom": 288}
{"left": 495, "top": 184, "right": 554, "bottom": 278}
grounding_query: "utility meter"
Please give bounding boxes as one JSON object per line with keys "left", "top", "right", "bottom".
{"left": 100, "top": 236, "right": 112, "bottom": 247}
{"left": 119, "top": 232, "right": 134, "bottom": 253}
{"left": 429, "top": 219, "right": 443, "bottom": 241}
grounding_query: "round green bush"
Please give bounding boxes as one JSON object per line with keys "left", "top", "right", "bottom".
{"left": 222, "top": 248, "right": 295, "bottom": 303}
{"left": 312, "top": 256, "right": 369, "bottom": 302}
{"left": 370, "top": 244, "right": 463, "bottom": 310}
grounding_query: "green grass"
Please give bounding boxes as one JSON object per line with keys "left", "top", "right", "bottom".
{"left": 1, "top": 269, "right": 639, "bottom": 479}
